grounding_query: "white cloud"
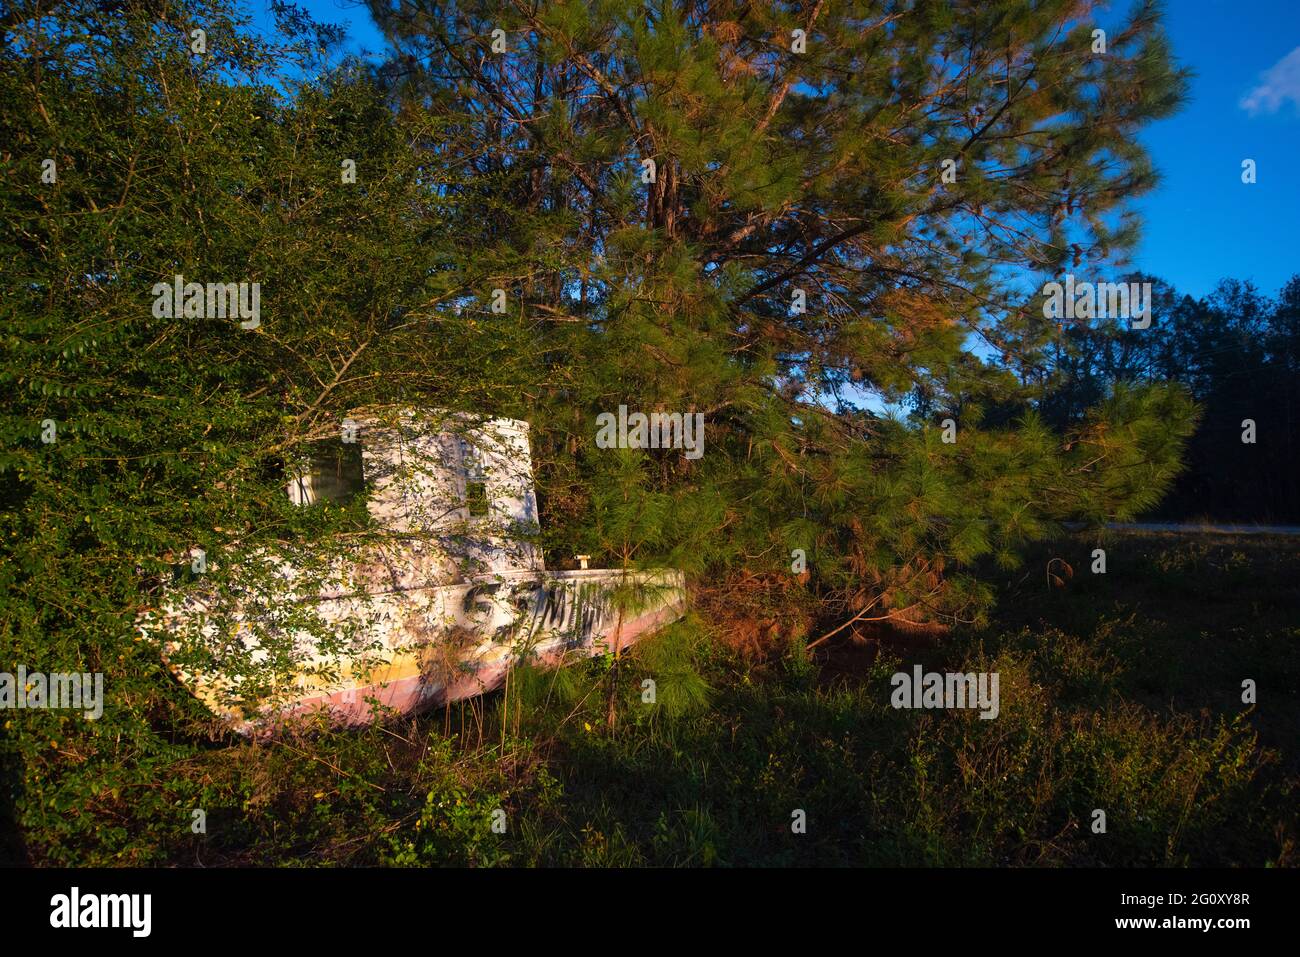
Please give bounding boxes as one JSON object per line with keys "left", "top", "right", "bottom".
{"left": 1241, "top": 46, "right": 1300, "bottom": 116}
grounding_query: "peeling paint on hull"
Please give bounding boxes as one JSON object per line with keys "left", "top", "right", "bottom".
{"left": 148, "top": 567, "right": 686, "bottom": 734}
{"left": 278, "top": 599, "right": 682, "bottom": 729}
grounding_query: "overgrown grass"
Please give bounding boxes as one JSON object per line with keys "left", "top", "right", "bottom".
{"left": 5, "top": 531, "right": 1296, "bottom": 866}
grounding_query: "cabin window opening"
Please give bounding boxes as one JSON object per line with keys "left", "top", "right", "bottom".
{"left": 464, "top": 480, "right": 489, "bottom": 517}
{"left": 289, "top": 437, "right": 365, "bottom": 506}
{"left": 458, "top": 435, "right": 491, "bottom": 518}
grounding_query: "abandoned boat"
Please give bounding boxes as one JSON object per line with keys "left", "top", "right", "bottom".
{"left": 140, "top": 407, "right": 686, "bottom": 732}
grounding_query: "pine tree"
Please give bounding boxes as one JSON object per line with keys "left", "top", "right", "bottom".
{"left": 365, "top": 0, "right": 1197, "bottom": 632}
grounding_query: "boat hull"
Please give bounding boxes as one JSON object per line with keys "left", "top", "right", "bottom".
{"left": 148, "top": 568, "right": 686, "bottom": 733}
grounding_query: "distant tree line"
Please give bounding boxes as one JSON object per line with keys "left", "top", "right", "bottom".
{"left": 1032, "top": 275, "right": 1300, "bottom": 523}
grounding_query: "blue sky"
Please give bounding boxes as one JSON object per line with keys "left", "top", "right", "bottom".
{"left": 1132, "top": 0, "right": 1299, "bottom": 298}
{"left": 249, "top": 0, "right": 1298, "bottom": 300}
